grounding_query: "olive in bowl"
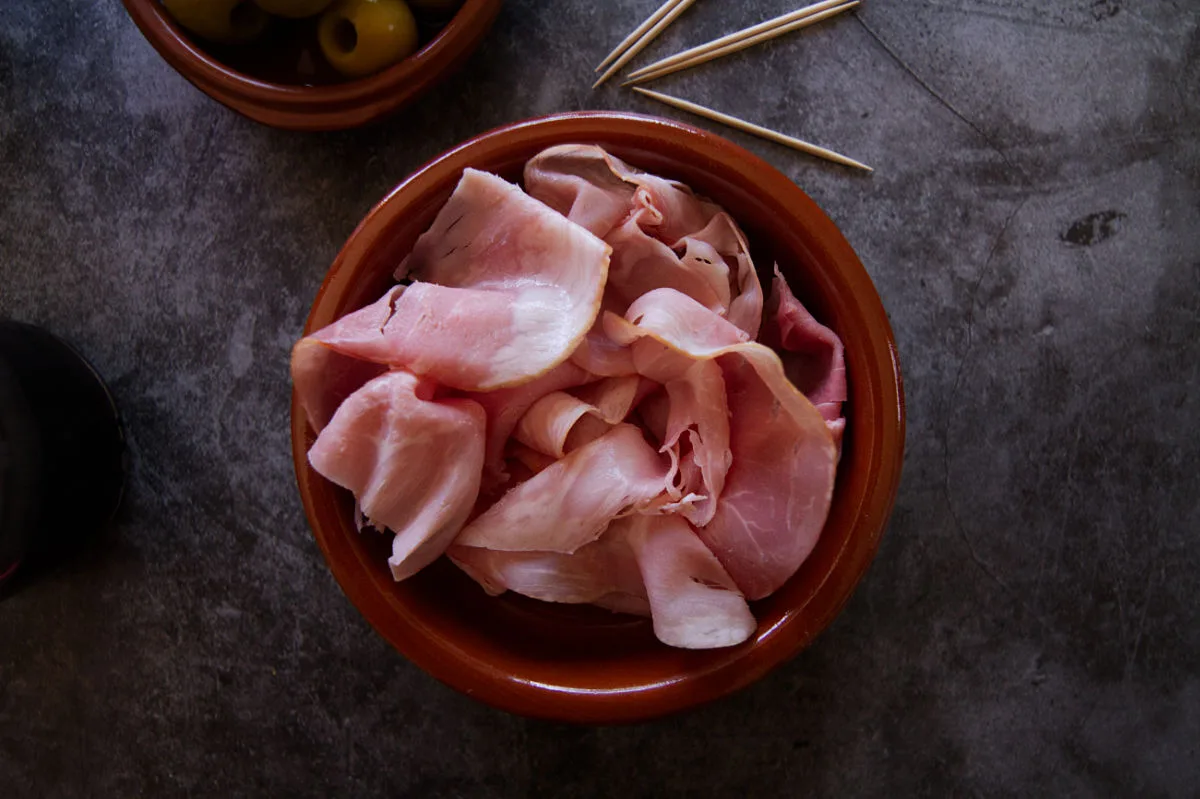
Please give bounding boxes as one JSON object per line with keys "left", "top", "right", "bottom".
{"left": 121, "top": 0, "right": 501, "bottom": 130}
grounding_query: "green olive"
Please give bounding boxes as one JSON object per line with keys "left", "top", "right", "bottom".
{"left": 162, "top": 0, "right": 269, "bottom": 44}
{"left": 318, "top": 0, "right": 419, "bottom": 78}
{"left": 408, "top": 0, "right": 461, "bottom": 13}
{"left": 253, "top": 0, "right": 336, "bottom": 18}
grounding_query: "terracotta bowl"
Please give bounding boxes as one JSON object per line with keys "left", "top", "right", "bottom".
{"left": 120, "top": 0, "right": 503, "bottom": 131}
{"left": 292, "top": 112, "right": 905, "bottom": 723}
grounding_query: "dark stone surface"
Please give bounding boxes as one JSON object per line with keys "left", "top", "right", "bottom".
{"left": 2, "top": 0, "right": 1198, "bottom": 795}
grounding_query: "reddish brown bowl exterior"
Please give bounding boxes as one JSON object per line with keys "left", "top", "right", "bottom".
{"left": 291, "top": 112, "right": 905, "bottom": 723}
{"left": 121, "top": 0, "right": 503, "bottom": 131}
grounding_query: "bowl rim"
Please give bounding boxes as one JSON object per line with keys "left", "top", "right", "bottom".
{"left": 291, "top": 111, "right": 906, "bottom": 723}
{"left": 120, "top": 0, "right": 503, "bottom": 126}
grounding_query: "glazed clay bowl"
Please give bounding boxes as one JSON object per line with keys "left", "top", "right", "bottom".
{"left": 120, "top": 0, "right": 503, "bottom": 131}
{"left": 292, "top": 111, "right": 905, "bottom": 723}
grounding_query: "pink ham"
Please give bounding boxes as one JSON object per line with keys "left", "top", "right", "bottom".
{"left": 525, "top": 144, "right": 763, "bottom": 337}
{"left": 454, "top": 424, "right": 671, "bottom": 554}
{"left": 307, "top": 370, "right": 486, "bottom": 581}
{"left": 762, "top": 266, "right": 847, "bottom": 424}
{"left": 466, "top": 360, "right": 594, "bottom": 490}
{"left": 448, "top": 532, "right": 650, "bottom": 617}
{"left": 657, "top": 359, "right": 731, "bottom": 527}
{"left": 614, "top": 514, "right": 756, "bottom": 649}
{"left": 291, "top": 337, "right": 386, "bottom": 432}
{"left": 297, "top": 169, "right": 610, "bottom": 392}
{"left": 603, "top": 288, "right": 838, "bottom": 599}
{"left": 513, "top": 375, "right": 648, "bottom": 458}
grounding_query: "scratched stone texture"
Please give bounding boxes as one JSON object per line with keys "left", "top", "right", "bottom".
{"left": 1, "top": 0, "right": 1198, "bottom": 796}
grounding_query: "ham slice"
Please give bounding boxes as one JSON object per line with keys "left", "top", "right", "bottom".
{"left": 604, "top": 288, "right": 837, "bottom": 599}
{"left": 454, "top": 424, "right": 671, "bottom": 554}
{"left": 762, "top": 266, "right": 848, "bottom": 426}
{"left": 297, "top": 169, "right": 610, "bottom": 392}
{"left": 291, "top": 337, "right": 387, "bottom": 432}
{"left": 448, "top": 532, "right": 650, "bottom": 617}
{"left": 658, "top": 359, "right": 731, "bottom": 527}
{"left": 307, "top": 370, "right": 486, "bottom": 581}
{"left": 615, "top": 514, "right": 756, "bottom": 649}
{"left": 514, "top": 375, "right": 647, "bottom": 458}
{"left": 525, "top": 144, "right": 763, "bottom": 337}
{"left": 466, "top": 360, "right": 594, "bottom": 490}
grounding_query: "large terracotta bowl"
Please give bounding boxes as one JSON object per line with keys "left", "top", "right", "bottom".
{"left": 121, "top": 0, "right": 503, "bottom": 131}
{"left": 291, "top": 112, "right": 905, "bottom": 723}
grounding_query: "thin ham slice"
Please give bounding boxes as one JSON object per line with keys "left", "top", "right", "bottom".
{"left": 762, "top": 266, "right": 848, "bottom": 425}
{"left": 448, "top": 532, "right": 650, "bottom": 617}
{"left": 291, "top": 337, "right": 387, "bottom": 432}
{"left": 526, "top": 145, "right": 763, "bottom": 336}
{"left": 513, "top": 375, "right": 647, "bottom": 458}
{"left": 603, "top": 288, "right": 837, "bottom": 599}
{"left": 307, "top": 370, "right": 486, "bottom": 581}
{"left": 466, "top": 360, "right": 594, "bottom": 490}
{"left": 658, "top": 359, "right": 731, "bottom": 527}
{"left": 454, "top": 424, "right": 671, "bottom": 554}
{"left": 296, "top": 169, "right": 610, "bottom": 393}
{"left": 614, "top": 514, "right": 756, "bottom": 649}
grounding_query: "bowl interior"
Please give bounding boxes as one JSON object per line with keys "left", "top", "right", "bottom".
{"left": 293, "top": 113, "right": 905, "bottom": 722}
{"left": 123, "top": 0, "right": 504, "bottom": 130}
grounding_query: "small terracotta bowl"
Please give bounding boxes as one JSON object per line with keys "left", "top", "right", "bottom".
{"left": 120, "top": 0, "right": 503, "bottom": 131}
{"left": 292, "top": 112, "right": 905, "bottom": 723}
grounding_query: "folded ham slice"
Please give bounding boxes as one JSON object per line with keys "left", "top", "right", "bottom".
{"left": 454, "top": 424, "right": 671, "bottom": 554}
{"left": 604, "top": 288, "right": 838, "bottom": 599}
{"left": 525, "top": 144, "right": 763, "bottom": 337}
{"left": 657, "top": 359, "right": 731, "bottom": 527}
{"left": 514, "top": 375, "right": 647, "bottom": 458}
{"left": 448, "top": 532, "right": 650, "bottom": 617}
{"left": 762, "top": 266, "right": 848, "bottom": 427}
{"left": 291, "top": 337, "right": 387, "bottom": 432}
{"left": 614, "top": 514, "right": 756, "bottom": 649}
{"left": 307, "top": 370, "right": 486, "bottom": 581}
{"left": 295, "top": 169, "right": 610, "bottom": 393}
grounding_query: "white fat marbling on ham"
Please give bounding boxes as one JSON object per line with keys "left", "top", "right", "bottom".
{"left": 613, "top": 514, "right": 756, "bottom": 649}
{"left": 300, "top": 169, "right": 609, "bottom": 392}
{"left": 307, "top": 370, "right": 486, "bottom": 581}
{"left": 454, "top": 424, "right": 671, "bottom": 554}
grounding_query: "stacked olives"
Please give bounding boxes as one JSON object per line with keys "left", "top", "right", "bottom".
{"left": 163, "top": 0, "right": 460, "bottom": 78}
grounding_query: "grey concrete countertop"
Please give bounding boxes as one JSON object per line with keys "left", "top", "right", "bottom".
{"left": 2, "top": 1, "right": 1198, "bottom": 796}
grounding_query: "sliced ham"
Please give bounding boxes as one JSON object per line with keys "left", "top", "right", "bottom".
{"left": 298, "top": 169, "right": 610, "bottom": 392}
{"left": 448, "top": 531, "right": 650, "bottom": 617}
{"left": 658, "top": 359, "right": 731, "bottom": 527}
{"left": 614, "top": 514, "right": 756, "bottom": 649}
{"left": 513, "top": 375, "right": 645, "bottom": 459}
{"left": 525, "top": 144, "right": 763, "bottom": 337}
{"left": 454, "top": 424, "right": 671, "bottom": 554}
{"left": 307, "top": 370, "right": 486, "bottom": 581}
{"left": 603, "top": 288, "right": 838, "bottom": 599}
{"left": 762, "top": 266, "right": 848, "bottom": 425}
{"left": 295, "top": 152, "right": 849, "bottom": 650}
{"left": 466, "top": 360, "right": 594, "bottom": 490}
{"left": 291, "top": 337, "right": 387, "bottom": 432}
